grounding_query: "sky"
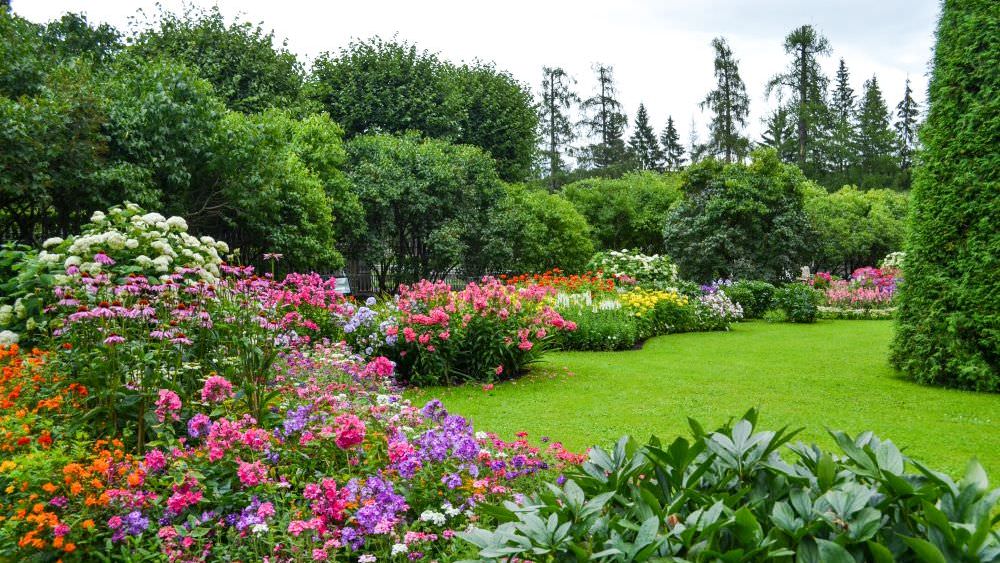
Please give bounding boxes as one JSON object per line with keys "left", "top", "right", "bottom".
{"left": 15, "top": 0, "right": 940, "bottom": 144}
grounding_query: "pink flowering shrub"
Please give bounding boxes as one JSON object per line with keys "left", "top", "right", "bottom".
{"left": 344, "top": 278, "right": 575, "bottom": 386}
{"left": 820, "top": 266, "right": 899, "bottom": 318}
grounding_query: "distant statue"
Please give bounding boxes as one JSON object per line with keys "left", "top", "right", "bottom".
{"left": 800, "top": 266, "right": 811, "bottom": 281}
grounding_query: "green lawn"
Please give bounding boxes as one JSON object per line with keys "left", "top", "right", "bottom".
{"left": 408, "top": 320, "right": 1000, "bottom": 478}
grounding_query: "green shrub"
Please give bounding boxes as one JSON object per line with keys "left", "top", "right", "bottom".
{"left": 891, "top": 0, "right": 1000, "bottom": 392}
{"left": 461, "top": 410, "right": 1000, "bottom": 562}
{"left": 771, "top": 284, "right": 821, "bottom": 323}
{"left": 726, "top": 280, "right": 776, "bottom": 319}
{"left": 557, "top": 307, "right": 641, "bottom": 351}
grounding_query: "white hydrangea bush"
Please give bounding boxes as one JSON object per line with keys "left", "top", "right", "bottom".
{"left": 1, "top": 203, "right": 231, "bottom": 341}
{"left": 41, "top": 203, "right": 229, "bottom": 283}
{"left": 587, "top": 249, "right": 680, "bottom": 288}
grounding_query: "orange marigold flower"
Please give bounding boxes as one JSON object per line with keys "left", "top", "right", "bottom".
{"left": 42, "top": 483, "right": 57, "bottom": 494}
{"left": 81, "top": 519, "right": 94, "bottom": 530}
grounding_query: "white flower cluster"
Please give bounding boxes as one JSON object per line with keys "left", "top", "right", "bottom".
{"left": 555, "top": 291, "right": 622, "bottom": 313}
{"left": 589, "top": 249, "right": 679, "bottom": 286}
{"left": 41, "top": 203, "right": 229, "bottom": 282}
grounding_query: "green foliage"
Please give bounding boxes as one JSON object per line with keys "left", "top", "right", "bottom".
{"left": 214, "top": 110, "right": 342, "bottom": 272}
{"left": 345, "top": 133, "right": 503, "bottom": 287}
{"left": 130, "top": 5, "right": 304, "bottom": 114}
{"left": 461, "top": 411, "right": 1000, "bottom": 562}
{"left": 101, "top": 59, "right": 344, "bottom": 271}
{"left": 772, "top": 283, "right": 822, "bottom": 323}
{"left": 0, "top": 62, "right": 113, "bottom": 242}
{"left": 727, "top": 280, "right": 777, "bottom": 319}
{"left": 663, "top": 149, "right": 814, "bottom": 283}
{"left": 490, "top": 185, "right": 594, "bottom": 273}
{"left": 308, "top": 37, "right": 536, "bottom": 182}
{"left": 804, "top": 185, "right": 908, "bottom": 274}
{"left": 892, "top": 0, "right": 1000, "bottom": 392}
{"left": 453, "top": 62, "right": 538, "bottom": 182}
{"left": 562, "top": 171, "right": 682, "bottom": 253}
{"left": 538, "top": 67, "right": 579, "bottom": 189}
{"left": 309, "top": 37, "right": 463, "bottom": 140}
{"left": 557, "top": 307, "right": 642, "bottom": 352}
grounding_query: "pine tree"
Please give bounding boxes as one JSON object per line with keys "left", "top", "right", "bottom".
{"left": 767, "top": 25, "right": 832, "bottom": 175}
{"left": 538, "top": 66, "right": 579, "bottom": 190}
{"left": 660, "top": 116, "right": 686, "bottom": 171}
{"left": 855, "top": 76, "right": 899, "bottom": 189}
{"left": 760, "top": 106, "right": 797, "bottom": 162}
{"left": 894, "top": 76, "right": 920, "bottom": 189}
{"left": 700, "top": 37, "right": 750, "bottom": 162}
{"left": 627, "top": 103, "right": 664, "bottom": 170}
{"left": 579, "top": 64, "right": 628, "bottom": 174}
{"left": 827, "top": 58, "right": 858, "bottom": 187}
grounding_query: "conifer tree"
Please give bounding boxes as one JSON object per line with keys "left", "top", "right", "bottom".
{"left": 538, "top": 66, "right": 579, "bottom": 190}
{"left": 701, "top": 37, "right": 750, "bottom": 162}
{"left": 856, "top": 75, "right": 899, "bottom": 188}
{"left": 579, "top": 64, "right": 628, "bottom": 174}
{"left": 627, "top": 103, "right": 664, "bottom": 170}
{"left": 767, "top": 25, "right": 832, "bottom": 175}
{"left": 828, "top": 58, "right": 858, "bottom": 186}
{"left": 894, "top": 76, "right": 920, "bottom": 189}
{"left": 660, "top": 116, "right": 686, "bottom": 171}
{"left": 760, "top": 106, "right": 797, "bottom": 163}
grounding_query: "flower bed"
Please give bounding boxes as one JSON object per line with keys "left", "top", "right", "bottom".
{"left": 817, "top": 267, "right": 899, "bottom": 319}
{"left": 0, "top": 342, "right": 581, "bottom": 561}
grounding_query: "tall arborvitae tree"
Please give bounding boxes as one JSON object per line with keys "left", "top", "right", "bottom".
{"left": 855, "top": 76, "right": 899, "bottom": 189}
{"left": 700, "top": 37, "right": 750, "bottom": 162}
{"left": 892, "top": 0, "right": 1000, "bottom": 391}
{"left": 660, "top": 116, "right": 686, "bottom": 171}
{"left": 767, "top": 25, "right": 832, "bottom": 175}
{"left": 627, "top": 103, "right": 664, "bottom": 170}
{"left": 827, "top": 58, "right": 858, "bottom": 187}
{"left": 538, "top": 66, "right": 579, "bottom": 190}
{"left": 894, "top": 76, "right": 920, "bottom": 189}
{"left": 579, "top": 64, "right": 628, "bottom": 174}
{"left": 760, "top": 106, "right": 797, "bottom": 163}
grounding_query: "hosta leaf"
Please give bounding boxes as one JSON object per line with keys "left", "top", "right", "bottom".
{"left": 900, "top": 536, "right": 946, "bottom": 563}
{"left": 866, "top": 540, "right": 895, "bottom": 563}
{"left": 815, "top": 538, "right": 857, "bottom": 563}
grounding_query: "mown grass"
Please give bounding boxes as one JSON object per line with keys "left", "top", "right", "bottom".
{"left": 408, "top": 320, "right": 1000, "bottom": 478}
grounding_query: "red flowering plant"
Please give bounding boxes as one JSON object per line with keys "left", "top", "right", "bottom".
{"left": 366, "top": 278, "right": 576, "bottom": 386}
{"left": 502, "top": 268, "right": 622, "bottom": 295}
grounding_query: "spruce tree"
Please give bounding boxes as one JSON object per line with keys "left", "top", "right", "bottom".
{"left": 767, "top": 25, "right": 832, "bottom": 175}
{"left": 760, "top": 106, "right": 797, "bottom": 163}
{"left": 894, "top": 76, "right": 920, "bottom": 189}
{"left": 828, "top": 58, "right": 858, "bottom": 187}
{"left": 579, "top": 64, "right": 628, "bottom": 174}
{"left": 855, "top": 76, "right": 898, "bottom": 189}
{"left": 892, "top": 0, "right": 1000, "bottom": 391}
{"left": 627, "top": 103, "right": 664, "bottom": 170}
{"left": 700, "top": 37, "right": 750, "bottom": 162}
{"left": 660, "top": 116, "right": 686, "bottom": 171}
{"left": 538, "top": 66, "right": 579, "bottom": 190}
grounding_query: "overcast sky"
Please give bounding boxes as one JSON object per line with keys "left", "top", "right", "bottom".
{"left": 16, "top": 0, "right": 940, "bottom": 143}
